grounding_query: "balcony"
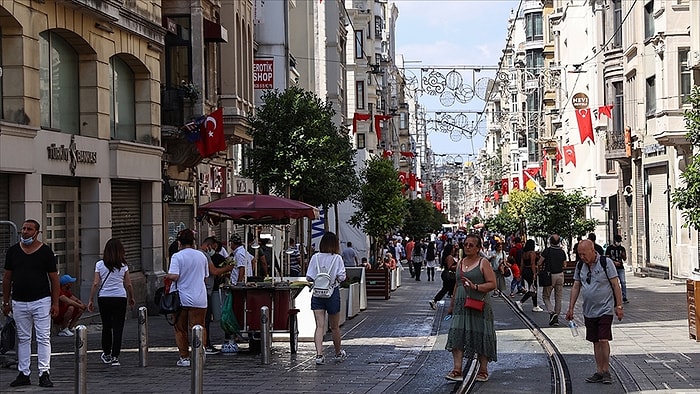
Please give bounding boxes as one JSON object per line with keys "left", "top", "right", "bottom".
{"left": 161, "top": 86, "right": 197, "bottom": 128}
{"left": 604, "top": 129, "right": 628, "bottom": 160}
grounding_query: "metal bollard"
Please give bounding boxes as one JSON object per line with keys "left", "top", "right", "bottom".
{"left": 138, "top": 306, "right": 148, "bottom": 367}
{"left": 74, "top": 325, "right": 87, "bottom": 394}
{"left": 260, "top": 306, "right": 271, "bottom": 365}
{"left": 191, "top": 325, "right": 204, "bottom": 394}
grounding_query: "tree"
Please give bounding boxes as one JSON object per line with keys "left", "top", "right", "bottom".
{"left": 504, "top": 189, "right": 536, "bottom": 236}
{"left": 349, "top": 157, "right": 407, "bottom": 261}
{"left": 403, "top": 198, "right": 438, "bottom": 241}
{"left": 484, "top": 209, "right": 519, "bottom": 236}
{"left": 672, "top": 85, "right": 700, "bottom": 231}
{"left": 243, "top": 86, "right": 358, "bottom": 217}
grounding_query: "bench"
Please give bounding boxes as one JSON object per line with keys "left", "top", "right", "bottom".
{"left": 365, "top": 269, "right": 391, "bottom": 300}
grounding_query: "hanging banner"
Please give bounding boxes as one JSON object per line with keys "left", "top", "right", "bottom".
{"left": 253, "top": 58, "right": 274, "bottom": 89}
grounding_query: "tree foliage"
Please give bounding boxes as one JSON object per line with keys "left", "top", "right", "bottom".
{"left": 243, "top": 86, "right": 358, "bottom": 211}
{"left": 503, "top": 189, "right": 535, "bottom": 235}
{"left": 349, "top": 157, "right": 407, "bottom": 260}
{"left": 403, "top": 198, "right": 444, "bottom": 240}
{"left": 484, "top": 209, "right": 519, "bottom": 236}
{"left": 671, "top": 85, "right": 700, "bottom": 231}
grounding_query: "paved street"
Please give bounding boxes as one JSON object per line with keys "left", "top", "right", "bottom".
{"left": 1, "top": 268, "right": 699, "bottom": 393}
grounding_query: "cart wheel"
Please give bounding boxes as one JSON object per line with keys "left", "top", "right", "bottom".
{"left": 289, "top": 308, "right": 299, "bottom": 354}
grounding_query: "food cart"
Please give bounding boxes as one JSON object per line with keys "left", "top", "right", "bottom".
{"left": 198, "top": 194, "right": 319, "bottom": 353}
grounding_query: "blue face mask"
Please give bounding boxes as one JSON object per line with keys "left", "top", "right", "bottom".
{"left": 207, "top": 249, "right": 215, "bottom": 257}
{"left": 20, "top": 236, "right": 34, "bottom": 245}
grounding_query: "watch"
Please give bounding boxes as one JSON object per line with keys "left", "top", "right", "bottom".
{"left": 616, "top": 305, "right": 623, "bottom": 309}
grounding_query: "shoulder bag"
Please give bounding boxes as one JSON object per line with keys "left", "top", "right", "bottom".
{"left": 461, "top": 259, "right": 485, "bottom": 312}
{"left": 159, "top": 282, "right": 181, "bottom": 315}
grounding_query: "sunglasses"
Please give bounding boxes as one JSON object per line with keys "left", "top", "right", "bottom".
{"left": 586, "top": 269, "right": 592, "bottom": 284}
{"left": 464, "top": 243, "right": 478, "bottom": 248}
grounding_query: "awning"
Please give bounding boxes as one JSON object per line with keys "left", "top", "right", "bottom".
{"left": 204, "top": 19, "right": 228, "bottom": 43}
{"left": 596, "top": 174, "right": 619, "bottom": 197}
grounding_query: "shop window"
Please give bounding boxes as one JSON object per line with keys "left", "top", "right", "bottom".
{"left": 109, "top": 56, "right": 136, "bottom": 141}
{"left": 40, "top": 31, "right": 79, "bottom": 134}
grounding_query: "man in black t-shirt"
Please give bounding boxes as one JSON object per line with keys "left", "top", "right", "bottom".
{"left": 605, "top": 234, "right": 628, "bottom": 303}
{"left": 2, "top": 219, "right": 59, "bottom": 388}
{"left": 538, "top": 234, "right": 567, "bottom": 326}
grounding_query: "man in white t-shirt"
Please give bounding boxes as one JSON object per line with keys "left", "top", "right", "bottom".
{"left": 229, "top": 234, "right": 254, "bottom": 285}
{"left": 165, "top": 229, "right": 209, "bottom": 368}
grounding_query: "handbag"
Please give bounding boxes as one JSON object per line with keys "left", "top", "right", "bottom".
{"left": 464, "top": 297, "right": 485, "bottom": 312}
{"left": 441, "top": 269, "right": 456, "bottom": 282}
{"left": 159, "top": 285, "right": 181, "bottom": 315}
{"left": 0, "top": 316, "right": 16, "bottom": 354}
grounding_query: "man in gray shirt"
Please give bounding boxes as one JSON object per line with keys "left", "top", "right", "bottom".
{"left": 341, "top": 242, "right": 359, "bottom": 268}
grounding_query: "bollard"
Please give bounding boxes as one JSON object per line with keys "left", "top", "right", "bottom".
{"left": 74, "top": 325, "right": 87, "bottom": 394}
{"left": 260, "top": 306, "right": 271, "bottom": 365}
{"left": 191, "top": 325, "right": 204, "bottom": 394}
{"left": 138, "top": 306, "right": 148, "bottom": 367}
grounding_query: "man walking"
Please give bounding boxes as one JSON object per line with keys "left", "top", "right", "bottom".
{"left": 341, "top": 241, "right": 359, "bottom": 268}
{"left": 605, "top": 234, "right": 628, "bottom": 304}
{"left": 538, "top": 234, "right": 567, "bottom": 326}
{"left": 2, "top": 219, "right": 59, "bottom": 388}
{"left": 566, "top": 240, "right": 624, "bottom": 385}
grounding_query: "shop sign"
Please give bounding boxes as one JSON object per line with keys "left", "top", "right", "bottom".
{"left": 46, "top": 135, "right": 97, "bottom": 176}
{"left": 571, "top": 93, "right": 589, "bottom": 109}
{"left": 171, "top": 181, "right": 196, "bottom": 203}
{"left": 254, "top": 58, "right": 274, "bottom": 89}
{"left": 232, "top": 176, "right": 254, "bottom": 194}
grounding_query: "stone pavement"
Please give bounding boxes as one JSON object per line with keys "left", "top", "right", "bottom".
{"left": 1, "top": 268, "right": 700, "bottom": 393}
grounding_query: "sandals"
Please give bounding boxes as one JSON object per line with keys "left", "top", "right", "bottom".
{"left": 445, "top": 370, "right": 463, "bottom": 382}
{"left": 475, "top": 372, "right": 489, "bottom": 382}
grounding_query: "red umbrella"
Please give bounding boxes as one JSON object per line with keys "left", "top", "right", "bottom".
{"left": 197, "top": 194, "right": 319, "bottom": 224}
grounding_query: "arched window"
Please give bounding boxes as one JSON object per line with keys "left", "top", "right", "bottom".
{"left": 39, "top": 31, "right": 79, "bottom": 133}
{"left": 109, "top": 56, "right": 136, "bottom": 141}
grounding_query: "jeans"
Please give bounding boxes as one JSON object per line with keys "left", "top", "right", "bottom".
{"left": 542, "top": 272, "right": 564, "bottom": 315}
{"left": 617, "top": 268, "right": 627, "bottom": 300}
{"left": 174, "top": 307, "right": 207, "bottom": 358}
{"left": 413, "top": 262, "right": 422, "bottom": 280}
{"left": 13, "top": 297, "right": 52, "bottom": 376}
{"left": 98, "top": 297, "right": 127, "bottom": 357}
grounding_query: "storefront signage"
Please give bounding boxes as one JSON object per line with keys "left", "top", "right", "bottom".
{"left": 571, "top": 93, "right": 589, "bottom": 109}
{"left": 172, "top": 181, "right": 196, "bottom": 203}
{"left": 254, "top": 58, "right": 274, "bottom": 90}
{"left": 46, "top": 135, "right": 97, "bottom": 176}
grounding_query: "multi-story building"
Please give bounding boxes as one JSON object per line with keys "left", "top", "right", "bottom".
{"left": 0, "top": 1, "right": 165, "bottom": 303}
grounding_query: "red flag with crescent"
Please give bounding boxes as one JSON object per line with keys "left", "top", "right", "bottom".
{"left": 382, "top": 150, "right": 393, "bottom": 159}
{"left": 563, "top": 145, "right": 577, "bottom": 166}
{"left": 598, "top": 105, "right": 613, "bottom": 119}
{"left": 398, "top": 171, "right": 407, "bottom": 185}
{"left": 408, "top": 173, "right": 416, "bottom": 190}
{"left": 196, "top": 108, "right": 226, "bottom": 157}
{"left": 352, "top": 112, "right": 371, "bottom": 134}
{"left": 576, "top": 108, "right": 595, "bottom": 144}
{"left": 501, "top": 178, "right": 509, "bottom": 195}
{"left": 374, "top": 114, "right": 393, "bottom": 141}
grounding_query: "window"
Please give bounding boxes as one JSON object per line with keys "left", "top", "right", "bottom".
{"left": 357, "top": 133, "right": 366, "bottom": 149}
{"left": 399, "top": 112, "right": 408, "bottom": 129}
{"left": 374, "top": 16, "right": 383, "bottom": 38}
{"left": 354, "top": 30, "right": 363, "bottom": 59}
{"left": 109, "top": 57, "right": 136, "bottom": 141}
{"left": 680, "top": 48, "right": 691, "bottom": 105}
{"left": 644, "top": 1, "right": 655, "bottom": 40}
{"left": 39, "top": 31, "right": 79, "bottom": 133}
{"left": 511, "top": 154, "right": 520, "bottom": 172}
{"left": 525, "top": 49, "right": 544, "bottom": 75}
{"left": 525, "top": 12, "right": 543, "bottom": 42}
{"left": 511, "top": 94, "right": 518, "bottom": 112}
{"left": 612, "top": 82, "right": 624, "bottom": 133}
{"left": 606, "top": 159, "right": 615, "bottom": 174}
{"left": 646, "top": 76, "right": 656, "bottom": 115}
{"left": 356, "top": 81, "right": 365, "bottom": 109}
{"left": 164, "top": 16, "right": 192, "bottom": 88}
{"left": 612, "top": 0, "right": 622, "bottom": 48}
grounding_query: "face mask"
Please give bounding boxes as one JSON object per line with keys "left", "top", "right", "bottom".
{"left": 614, "top": 242, "right": 621, "bottom": 246}
{"left": 207, "top": 249, "right": 216, "bottom": 257}
{"left": 20, "top": 236, "right": 34, "bottom": 245}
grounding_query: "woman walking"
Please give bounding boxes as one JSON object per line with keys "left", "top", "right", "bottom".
{"left": 429, "top": 243, "right": 458, "bottom": 309}
{"left": 87, "top": 238, "right": 135, "bottom": 366}
{"left": 306, "top": 231, "right": 347, "bottom": 365}
{"left": 444, "top": 233, "right": 497, "bottom": 382}
{"left": 516, "top": 239, "right": 543, "bottom": 312}
{"left": 425, "top": 241, "right": 438, "bottom": 281}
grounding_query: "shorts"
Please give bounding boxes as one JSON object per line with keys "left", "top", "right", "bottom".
{"left": 53, "top": 302, "right": 81, "bottom": 324}
{"left": 310, "top": 287, "right": 341, "bottom": 315}
{"left": 584, "top": 314, "right": 613, "bottom": 342}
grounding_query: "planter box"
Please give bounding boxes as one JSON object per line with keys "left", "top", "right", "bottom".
{"left": 339, "top": 288, "right": 348, "bottom": 326}
{"left": 346, "top": 267, "right": 367, "bottom": 310}
{"left": 347, "top": 282, "right": 360, "bottom": 318}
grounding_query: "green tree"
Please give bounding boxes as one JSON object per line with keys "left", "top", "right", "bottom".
{"left": 403, "top": 198, "right": 438, "bottom": 241}
{"left": 672, "top": 85, "right": 700, "bottom": 231}
{"left": 243, "top": 86, "right": 358, "bottom": 214}
{"left": 484, "top": 209, "right": 519, "bottom": 236}
{"left": 349, "top": 157, "right": 407, "bottom": 261}
{"left": 504, "top": 189, "right": 536, "bottom": 236}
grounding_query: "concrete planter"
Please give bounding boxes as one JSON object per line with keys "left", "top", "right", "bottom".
{"left": 339, "top": 288, "right": 348, "bottom": 326}
{"left": 347, "top": 282, "right": 360, "bottom": 318}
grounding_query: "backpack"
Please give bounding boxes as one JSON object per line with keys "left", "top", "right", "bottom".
{"left": 312, "top": 255, "right": 337, "bottom": 298}
{"left": 576, "top": 257, "right": 612, "bottom": 286}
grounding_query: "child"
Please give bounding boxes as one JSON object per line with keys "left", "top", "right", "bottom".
{"left": 508, "top": 256, "right": 525, "bottom": 297}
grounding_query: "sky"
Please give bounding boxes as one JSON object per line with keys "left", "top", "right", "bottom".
{"left": 394, "top": 0, "right": 519, "bottom": 160}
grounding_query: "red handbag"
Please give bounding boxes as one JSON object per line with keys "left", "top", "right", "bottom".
{"left": 464, "top": 297, "right": 485, "bottom": 312}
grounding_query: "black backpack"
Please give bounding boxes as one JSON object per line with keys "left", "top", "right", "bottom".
{"left": 576, "top": 257, "right": 611, "bottom": 284}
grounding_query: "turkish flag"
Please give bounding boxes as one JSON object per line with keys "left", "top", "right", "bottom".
{"left": 398, "top": 171, "right": 407, "bottom": 185}
{"left": 501, "top": 178, "right": 509, "bottom": 195}
{"left": 541, "top": 154, "right": 547, "bottom": 180}
{"left": 382, "top": 149, "right": 393, "bottom": 159}
{"left": 352, "top": 112, "right": 371, "bottom": 134}
{"left": 399, "top": 151, "right": 415, "bottom": 158}
{"left": 598, "top": 105, "right": 613, "bottom": 119}
{"left": 563, "top": 145, "right": 577, "bottom": 166}
{"left": 196, "top": 108, "right": 226, "bottom": 157}
{"left": 576, "top": 108, "right": 595, "bottom": 144}
{"left": 512, "top": 177, "right": 520, "bottom": 190}
{"left": 374, "top": 114, "right": 393, "bottom": 141}
{"left": 409, "top": 173, "right": 416, "bottom": 190}
{"left": 425, "top": 190, "right": 432, "bottom": 201}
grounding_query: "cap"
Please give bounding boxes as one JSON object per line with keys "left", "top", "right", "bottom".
{"left": 230, "top": 234, "right": 242, "bottom": 244}
{"left": 60, "top": 274, "right": 77, "bottom": 286}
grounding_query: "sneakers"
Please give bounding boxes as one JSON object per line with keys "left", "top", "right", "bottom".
{"left": 10, "top": 372, "right": 30, "bottom": 387}
{"left": 601, "top": 371, "right": 612, "bottom": 384}
{"left": 532, "top": 306, "right": 544, "bottom": 312}
{"left": 100, "top": 352, "right": 113, "bottom": 364}
{"left": 111, "top": 357, "right": 120, "bottom": 366}
{"left": 429, "top": 300, "right": 436, "bottom": 310}
{"left": 623, "top": 298, "right": 629, "bottom": 304}
{"left": 221, "top": 341, "right": 239, "bottom": 354}
{"left": 177, "top": 357, "right": 191, "bottom": 367}
{"left": 38, "top": 372, "right": 53, "bottom": 388}
{"left": 586, "top": 372, "right": 604, "bottom": 383}
{"left": 58, "top": 327, "right": 74, "bottom": 337}
{"left": 333, "top": 349, "right": 347, "bottom": 363}
{"left": 549, "top": 313, "right": 559, "bottom": 326}
{"left": 205, "top": 346, "right": 221, "bottom": 355}
{"left": 515, "top": 301, "right": 523, "bottom": 310}
{"left": 315, "top": 355, "right": 325, "bottom": 365}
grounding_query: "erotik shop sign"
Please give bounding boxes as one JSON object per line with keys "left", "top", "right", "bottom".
{"left": 254, "top": 58, "right": 274, "bottom": 90}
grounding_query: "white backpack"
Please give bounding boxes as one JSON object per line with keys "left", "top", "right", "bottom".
{"left": 312, "top": 255, "right": 337, "bottom": 298}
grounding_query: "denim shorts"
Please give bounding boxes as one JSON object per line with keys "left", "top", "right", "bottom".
{"left": 310, "top": 287, "right": 341, "bottom": 315}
